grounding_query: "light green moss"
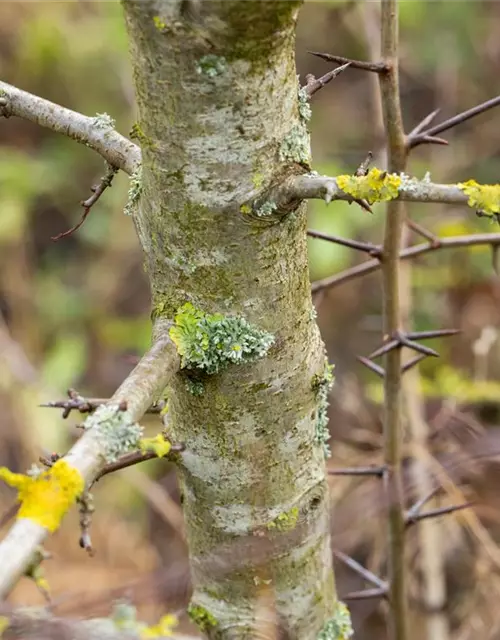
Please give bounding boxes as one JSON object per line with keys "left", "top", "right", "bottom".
{"left": 129, "top": 122, "right": 156, "bottom": 150}
{"left": 458, "top": 179, "right": 500, "bottom": 218}
{"left": 336, "top": 167, "right": 401, "bottom": 205}
{"left": 267, "top": 506, "right": 299, "bottom": 532}
{"left": 317, "top": 602, "right": 353, "bottom": 640}
{"left": 169, "top": 302, "right": 275, "bottom": 374}
{"left": 312, "top": 362, "right": 335, "bottom": 458}
{"left": 153, "top": 15, "right": 167, "bottom": 31}
{"left": 187, "top": 604, "right": 217, "bottom": 632}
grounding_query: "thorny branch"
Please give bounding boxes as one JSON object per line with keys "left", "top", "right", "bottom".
{"left": 311, "top": 233, "right": 500, "bottom": 292}
{"left": 0, "top": 80, "right": 140, "bottom": 175}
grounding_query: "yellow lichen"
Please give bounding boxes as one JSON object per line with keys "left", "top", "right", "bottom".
{"left": 336, "top": 167, "right": 401, "bottom": 205}
{"left": 0, "top": 460, "right": 84, "bottom": 532}
{"left": 0, "top": 616, "right": 9, "bottom": 636}
{"left": 140, "top": 434, "right": 172, "bottom": 457}
{"left": 458, "top": 180, "right": 500, "bottom": 216}
{"left": 140, "top": 613, "right": 178, "bottom": 639}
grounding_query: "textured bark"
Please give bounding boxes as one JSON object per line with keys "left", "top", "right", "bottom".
{"left": 121, "top": 1, "right": 336, "bottom": 638}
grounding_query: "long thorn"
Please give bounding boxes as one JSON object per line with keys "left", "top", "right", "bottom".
{"left": 357, "top": 356, "right": 385, "bottom": 378}
{"left": 406, "top": 501, "right": 473, "bottom": 526}
{"left": 328, "top": 465, "right": 385, "bottom": 477}
{"left": 309, "top": 51, "right": 389, "bottom": 74}
{"left": 307, "top": 230, "right": 381, "bottom": 255}
{"left": 333, "top": 549, "right": 387, "bottom": 589}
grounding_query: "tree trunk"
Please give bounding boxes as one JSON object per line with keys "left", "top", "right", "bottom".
{"left": 121, "top": 1, "right": 337, "bottom": 637}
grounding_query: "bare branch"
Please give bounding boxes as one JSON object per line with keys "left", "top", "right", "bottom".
{"left": 0, "top": 81, "right": 141, "bottom": 175}
{"left": 311, "top": 233, "right": 500, "bottom": 292}
{"left": 0, "top": 321, "right": 179, "bottom": 597}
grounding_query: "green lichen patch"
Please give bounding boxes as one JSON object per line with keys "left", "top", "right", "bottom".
{"left": 184, "top": 376, "right": 205, "bottom": 396}
{"left": 169, "top": 303, "right": 275, "bottom": 374}
{"left": 336, "top": 167, "right": 401, "bottom": 205}
{"left": 255, "top": 201, "right": 278, "bottom": 217}
{"left": 458, "top": 179, "right": 500, "bottom": 219}
{"left": 267, "top": 506, "right": 299, "bottom": 532}
{"left": 124, "top": 166, "right": 142, "bottom": 216}
{"left": 279, "top": 124, "right": 311, "bottom": 166}
{"left": 317, "top": 602, "right": 353, "bottom": 640}
{"left": 84, "top": 404, "right": 143, "bottom": 463}
{"left": 93, "top": 112, "right": 115, "bottom": 129}
{"left": 196, "top": 54, "right": 227, "bottom": 78}
{"left": 312, "top": 362, "right": 335, "bottom": 458}
{"left": 187, "top": 604, "right": 217, "bottom": 633}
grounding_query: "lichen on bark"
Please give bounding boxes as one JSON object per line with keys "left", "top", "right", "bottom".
{"left": 121, "top": 1, "right": 337, "bottom": 637}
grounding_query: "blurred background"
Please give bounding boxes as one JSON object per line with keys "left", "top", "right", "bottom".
{"left": 0, "top": 1, "right": 500, "bottom": 638}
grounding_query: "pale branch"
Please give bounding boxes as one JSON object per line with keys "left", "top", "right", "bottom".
{"left": 311, "top": 232, "right": 500, "bottom": 292}
{"left": 276, "top": 173, "right": 473, "bottom": 209}
{"left": 0, "top": 81, "right": 141, "bottom": 175}
{"left": 0, "top": 321, "right": 180, "bottom": 597}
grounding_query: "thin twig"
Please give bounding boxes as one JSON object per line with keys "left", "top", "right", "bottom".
{"left": 407, "top": 95, "right": 500, "bottom": 149}
{"left": 309, "top": 51, "right": 389, "bottom": 74}
{"left": 406, "top": 501, "right": 474, "bottom": 526}
{"left": 333, "top": 549, "right": 388, "bottom": 590}
{"left": 307, "top": 229, "right": 382, "bottom": 256}
{"left": 328, "top": 465, "right": 385, "bottom": 477}
{"left": 52, "top": 164, "right": 118, "bottom": 241}
{"left": 311, "top": 233, "right": 500, "bottom": 292}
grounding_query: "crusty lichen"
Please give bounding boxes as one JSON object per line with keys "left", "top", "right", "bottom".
{"left": 312, "top": 361, "right": 335, "bottom": 457}
{"left": 93, "top": 112, "right": 115, "bottom": 129}
{"left": 458, "top": 179, "right": 500, "bottom": 219}
{"left": 124, "top": 165, "right": 143, "bottom": 216}
{"left": 169, "top": 302, "right": 275, "bottom": 374}
{"left": 112, "top": 602, "right": 178, "bottom": 638}
{"left": 0, "top": 459, "right": 84, "bottom": 532}
{"left": 196, "top": 54, "right": 227, "bottom": 77}
{"left": 84, "top": 403, "right": 143, "bottom": 463}
{"left": 255, "top": 201, "right": 278, "bottom": 217}
{"left": 267, "top": 506, "right": 299, "bottom": 532}
{"left": 279, "top": 124, "right": 311, "bottom": 166}
{"left": 187, "top": 604, "right": 217, "bottom": 632}
{"left": 336, "top": 167, "right": 401, "bottom": 204}
{"left": 317, "top": 601, "right": 353, "bottom": 640}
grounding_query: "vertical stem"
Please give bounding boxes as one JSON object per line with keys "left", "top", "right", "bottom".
{"left": 378, "top": 1, "right": 408, "bottom": 639}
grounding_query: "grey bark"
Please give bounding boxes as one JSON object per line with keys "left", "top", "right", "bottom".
{"left": 121, "top": 1, "right": 336, "bottom": 638}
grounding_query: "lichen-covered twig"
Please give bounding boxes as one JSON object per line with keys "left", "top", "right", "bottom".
{"left": 0, "top": 322, "right": 179, "bottom": 597}
{"left": 269, "top": 172, "right": 495, "bottom": 210}
{"left": 311, "top": 232, "right": 500, "bottom": 292}
{"left": 51, "top": 163, "right": 118, "bottom": 241}
{"left": 0, "top": 81, "right": 140, "bottom": 175}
